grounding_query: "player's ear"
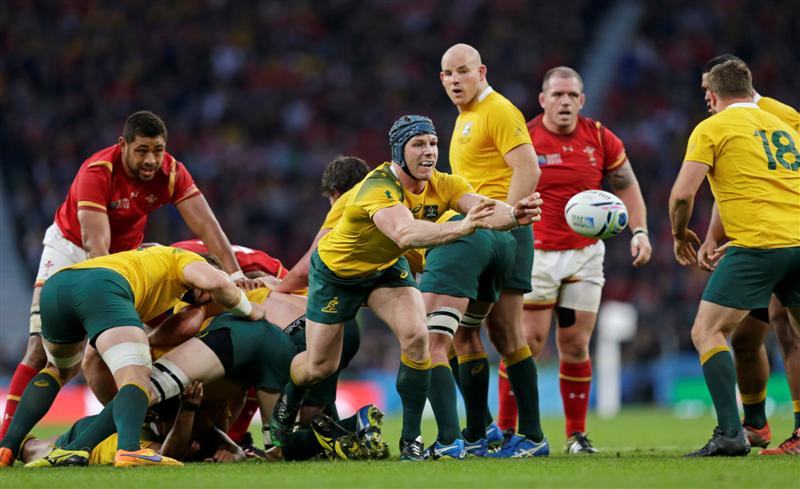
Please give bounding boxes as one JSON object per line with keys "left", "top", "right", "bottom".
{"left": 578, "top": 93, "right": 586, "bottom": 109}
{"left": 478, "top": 64, "right": 487, "bottom": 80}
{"left": 538, "top": 92, "right": 546, "bottom": 109}
{"left": 118, "top": 136, "right": 127, "bottom": 150}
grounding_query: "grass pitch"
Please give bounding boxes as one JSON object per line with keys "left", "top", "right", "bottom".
{"left": 1, "top": 409, "right": 796, "bottom": 488}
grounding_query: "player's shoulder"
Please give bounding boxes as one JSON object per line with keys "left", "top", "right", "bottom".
{"left": 355, "top": 163, "right": 403, "bottom": 198}
{"left": 526, "top": 114, "right": 545, "bottom": 132}
{"left": 484, "top": 90, "right": 523, "bottom": 115}
{"left": 81, "top": 145, "right": 120, "bottom": 173}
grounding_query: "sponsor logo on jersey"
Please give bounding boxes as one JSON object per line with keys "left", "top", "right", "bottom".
{"left": 461, "top": 121, "right": 473, "bottom": 136}
{"left": 399, "top": 270, "right": 409, "bottom": 279}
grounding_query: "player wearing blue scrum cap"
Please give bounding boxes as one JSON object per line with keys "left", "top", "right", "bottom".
{"left": 269, "top": 114, "right": 543, "bottom": 461}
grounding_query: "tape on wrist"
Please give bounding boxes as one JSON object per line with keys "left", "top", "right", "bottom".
{"left": 229, "top": 289, "right": 253, "bottom": 317}
{"left": 510, "top": 205, "right": 520, "bottom": 228}
{"left": 632, "top": 227, "right": 648, "bottom": 237}
{"left": 229, "top": 271, "right": 246, "bottom": 282}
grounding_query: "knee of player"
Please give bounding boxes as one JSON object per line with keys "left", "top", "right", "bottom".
{"left": 399, "top": 327, "right": 429, "bottom": 355}
{"left": 309, "top": 357, "right": 339, "bottom": 380}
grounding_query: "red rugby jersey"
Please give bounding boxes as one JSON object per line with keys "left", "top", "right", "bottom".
{"left": 170, "top": 240, "right": 288, "bottom": 278}
{"left": 54, "top": 145, "right": 201, "bottom": 253}
{"left": 528, "top": 114, "right": 626, "bottom": 251}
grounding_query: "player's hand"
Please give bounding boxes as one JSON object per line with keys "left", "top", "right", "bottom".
{"left": 205, "top": 448, "right": 241, "bottom": 463}
{"left": 697, "top": 238, "right": 723, "bottom": 271}
{"left": 511, "top": 192, "right": 543, "bottom": 226}
{"left": 631, "top": 233, "right": 652, "bottom": 267}
{"left": 247, "top": 302, "right": 267, "bottom": 321}
{"left": 180, "top": 380, "right": 204, "bottom": 410}
{"left": 673, "top": 228, "right": 701, "bottom": 266}
{"left": 463, "top": 198, "right": 496, "bottom": 232}
{"left": 236, "top": 278, "right": 262, "bottom": 292}
{"left": 253, "top": 275, "right": 282, "bottom": 290}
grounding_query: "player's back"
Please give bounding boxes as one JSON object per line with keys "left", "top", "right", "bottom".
{"left": 687, "top": 105, "right": 800, "bottom": 248}
{"left": 67, "top": 246, "right": 205, "bottom": 321}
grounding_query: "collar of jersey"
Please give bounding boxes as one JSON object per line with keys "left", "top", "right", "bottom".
{"left": 478, "top": 86, "right": 494, "bottom": 102}
{"left": 725, "top": 102, "right": 758, "bottom": 110}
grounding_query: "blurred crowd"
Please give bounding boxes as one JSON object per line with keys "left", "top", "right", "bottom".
{"left": 1, "top": 0, "right": 797, "bottom": 388}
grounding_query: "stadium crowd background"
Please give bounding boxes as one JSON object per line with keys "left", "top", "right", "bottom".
{"left": 1, "top": 0, "right": 797, "bottom": 404}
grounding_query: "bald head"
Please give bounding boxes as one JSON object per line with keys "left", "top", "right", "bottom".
{"left": 440, "top": 43, "right": 488, "bottom": 110}
{"left": 441, "top": 43, "right": 482, "bottom": 69}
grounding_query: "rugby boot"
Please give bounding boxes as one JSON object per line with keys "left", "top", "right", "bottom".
{"left": 24, "top": 448, "right": 89, "bottom": 468}
{"left": 743, "top": 422, "right": 771, "bottom": 448}
{"left": 485, "top": 422, "right": 504, "bottom": 449}
{"left": 760, "top": 428, "right": 800, "bottom": 455}
{"left": 423, "top": 439, "right": 466, "bottom": 460}
{"left": 488, "top": 434, "right": 550, "bottom": 458}
{"left": 311, "top": 414, "right": 362, "bottom": 460}
{"left": 355, "top": 404, "right": 387, "bottom": 457}
{"left": 399, "top": 436, "right": 424, "bottom": 461}
{"left": 565, "top": 432, "right": 599, "bottom": 454}
{"left": 269, "top": 392, "right": 301, "bottom": 447}
{"left": 685, "top": 427, "right": 751, "bottom": 458}
{"left": 463, "top": 437, "right": 488, "bottom": 457}
{"left": 114, "top": 448, "right": 183, "bottom": 467}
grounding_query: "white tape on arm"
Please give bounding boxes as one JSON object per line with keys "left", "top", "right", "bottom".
{"left": 229, "top": 271, "right": 246, "bottom": 282}
{"left": 229, "top": 288, "right": 253, "bottom": 317}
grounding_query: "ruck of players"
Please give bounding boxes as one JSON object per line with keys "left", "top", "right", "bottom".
{"left": 1, "top": 45, "right": 799, "bottom": 470}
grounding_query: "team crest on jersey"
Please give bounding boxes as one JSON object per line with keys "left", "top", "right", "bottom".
{"left": 583, "top": 145, "right": 597, "bottom": 166}
{"left": 321, "top": 297, "right": 339, "bottom": 313}
{"left": 423, "top": 205, "right": 439, "bottom": 219}
{"left": 461, "top": 121, "right": 473, "bottom": 136}
{"left": 145, "top": 194, "right": 158, "bottom": 205}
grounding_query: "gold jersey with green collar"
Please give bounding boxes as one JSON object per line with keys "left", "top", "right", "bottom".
{"left": 449, "top": 87, "right": 532, "bottom": 200}
{"left": 684, "top": 103, "right": 800, "bottom": 249}
{"left": 67, "top": 246, "right": 205, "bottom": 322}
{"left": 317, "top": 162, "right": 472, "bottom": 278}
{"left": 757, "top": 95, "right": 800, "bottom": 132}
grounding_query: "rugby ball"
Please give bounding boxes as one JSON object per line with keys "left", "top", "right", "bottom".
{"left": 564, "top": 190, "right": 628, "bottom": 239}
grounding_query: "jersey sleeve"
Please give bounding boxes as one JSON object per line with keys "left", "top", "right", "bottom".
{"left": 684, "top": 121, "right": 716, "bottom": 167}
{"left": 173, "top": 248, "right": 208, "bottom": 283}
{"left": 170, "top": 159, "right": 202, "bottom": 204}
{"left": 353, "top": 173, "right": 404, "bottom": 218}
{"left": 75, "top": 162, "right": 113, "bottom": 212}
{"left": 600, "top": 125, "right": 627, "bottom": 171}
{"left": 486, "top": 103, "right": 533, "bottom": 156}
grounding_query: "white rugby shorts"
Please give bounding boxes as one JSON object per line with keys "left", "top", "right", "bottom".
{"left": 34, "top": 223, "right": 89, "bottom": 286}
{"left": 523, "top": 240, "right": 605, "bottom": 313}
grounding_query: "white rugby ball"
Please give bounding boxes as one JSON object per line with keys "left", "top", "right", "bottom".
{"left": 564, "top": 190, "right": 628, "bottom": 239}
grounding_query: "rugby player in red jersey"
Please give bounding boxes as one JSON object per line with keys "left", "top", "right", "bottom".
{"left": 1, "top": 111, "right": 245, "bottom": 438}
{"left": 496, "top": 67, "right": 652, "bottom": 453}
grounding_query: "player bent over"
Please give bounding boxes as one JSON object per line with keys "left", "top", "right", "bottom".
{"left": 0, "top": 246, "right": 264, "bottom": 468}
{"left": 270, "top": 115, "right": 542, "bottom": 461}
{"left": 669, "top": 60, "right": 800, "bottom": 457}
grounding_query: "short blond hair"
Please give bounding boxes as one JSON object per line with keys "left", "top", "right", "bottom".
{"left": 707, "top": 60, "right": 753, "bottom": 99}
{"left": 542, "top": 66, "right": 583, "bottom": 92}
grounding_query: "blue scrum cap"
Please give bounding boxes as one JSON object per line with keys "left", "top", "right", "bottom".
{"left": 388, "top": 115, "right": 436, "bottom": 176}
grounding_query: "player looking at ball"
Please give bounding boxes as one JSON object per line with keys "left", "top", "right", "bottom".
{"left": 495, "top": 66, "right": 651, "bottom": 454}
{"left": 669, "top": 59, "right": 800, "bottom": 457}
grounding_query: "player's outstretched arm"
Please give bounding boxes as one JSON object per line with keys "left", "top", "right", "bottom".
{"left": 606, "top": 160, "right": 652, "bottom": 267}
{"left": 456, "top": 192, "right": 543, "bottom": 230}
{"left": 669, "top": 161, "right": 708, "bottom": 266}
{"left": 148, "top": 306, "right": 206, "bottom": 347}
{"left": 373, "top": 201, "right": 495, "bottom": 249}
{"left": 274, "top": 228, "right": 332, "bottom": 293}
{"left": 176, "top": 195, "right": 243, "bottom": 279}
{"left": 77, "top": 209, "right": 111, "bottom": 258}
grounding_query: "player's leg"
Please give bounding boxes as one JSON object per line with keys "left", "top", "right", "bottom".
{"left": 485, "top": 290, "right": 548, "bottom": 457}
{"left": 423, "top": 291, "right": 468, "bottom": 459}
{"left": 1, "top": 225, "right": 86, "bottom": 438}
{"left": 452, "top": 307, "right": 489, "bottom": 441}
{"left": 0, "top": 339, "right": 83, "bottom": 464}
{"left": 368, "top": 285, "right": 429, "bottom": 460}
{"left": 82, "top": 343, "right": 118, "bottom": 405}
{"left": 730, "top": 309, "right": 771, "bottom": 447}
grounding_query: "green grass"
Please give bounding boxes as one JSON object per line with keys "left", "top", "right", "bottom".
{"left": 1, "top": 409, "right": 797, "bottom": 488}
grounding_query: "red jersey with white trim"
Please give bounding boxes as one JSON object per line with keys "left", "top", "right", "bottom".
{"left": 54, "top": 145, "right": 201, "bottom": 253}
{"left": 528, "top": 114, "right": 627, "bottom": 251}
{"left": 170, "top": 240, "right": 287, "bottom": 278}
